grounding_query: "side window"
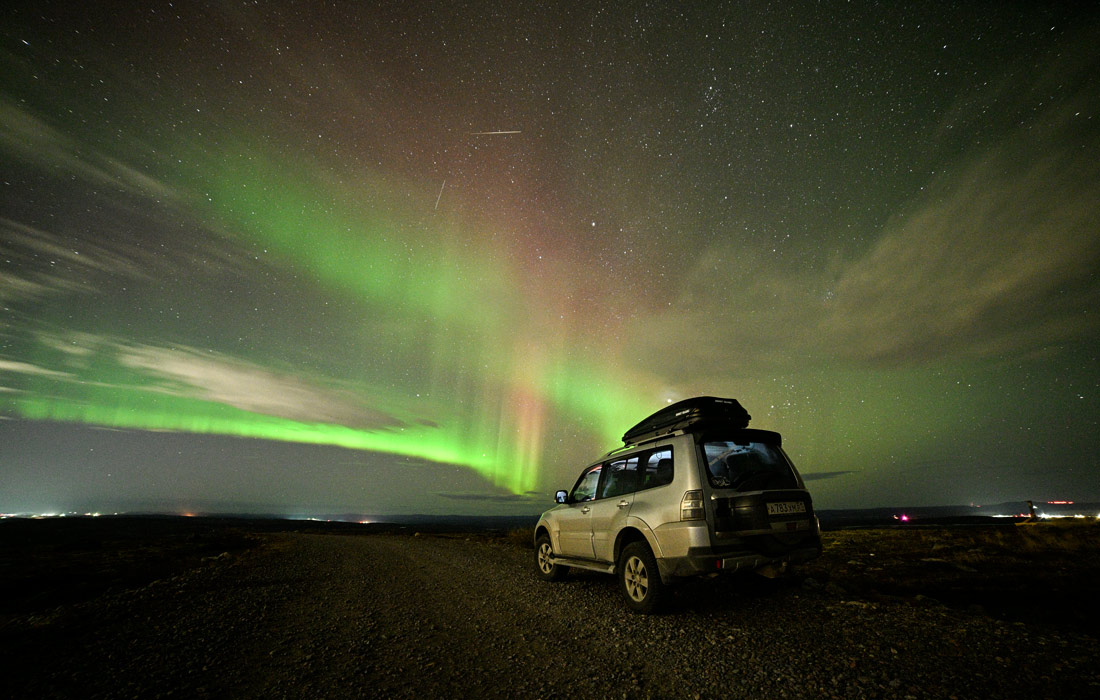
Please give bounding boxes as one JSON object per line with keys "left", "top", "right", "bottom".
{"left": 640, "top": 448, "right": 674, "bottom": 490}
{"left": 570, "top": 464, "right": 602, "bottom": 503}
{"left": 599, "top": 456, "right": 640, "bottom": 499}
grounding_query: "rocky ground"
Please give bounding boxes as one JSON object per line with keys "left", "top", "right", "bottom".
{"left": 2, "top": 520, "right": 1098, "bottom": 699}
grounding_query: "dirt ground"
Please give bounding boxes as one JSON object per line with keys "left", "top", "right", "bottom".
{"left": 796, "top": 522, "right": 1100, "bottom": 634}
{"left": 2, "top": 517, "right": 1098, "bottom": 698}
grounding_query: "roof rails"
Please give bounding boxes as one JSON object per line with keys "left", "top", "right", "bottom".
{"left": 621, "top": 396, "right": 751, "bottom": 445}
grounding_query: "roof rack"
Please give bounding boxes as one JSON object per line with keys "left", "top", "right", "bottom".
{"left": 621, "top": 396, "right": 751, "bottom": 445}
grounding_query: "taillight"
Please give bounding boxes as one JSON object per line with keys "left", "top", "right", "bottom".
{"left": 680, "top": 490, "right": 704, "bottom": 521}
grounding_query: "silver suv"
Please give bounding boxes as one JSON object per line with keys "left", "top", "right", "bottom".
{"left": 533, "top": 397, "right": 821, "bottom": 612}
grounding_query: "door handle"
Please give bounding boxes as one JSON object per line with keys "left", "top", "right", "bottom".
{"left": 581, "top": 506, "right": 590, "bottom": 514}
{"left": 617, "top": 500, "right": 629, "bottom": 509}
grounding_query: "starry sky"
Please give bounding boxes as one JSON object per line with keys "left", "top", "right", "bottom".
{"left": 2, "top": 1, "right": 1098, "bottom": 516}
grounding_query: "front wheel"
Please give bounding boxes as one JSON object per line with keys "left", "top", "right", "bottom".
{"left": 619, "top": 541, "right": 665, "bottom": 613}
{"left": 534, "top": 533, "right": 568, "bottom": 581}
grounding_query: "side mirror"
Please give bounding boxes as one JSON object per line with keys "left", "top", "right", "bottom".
{"left": 555, "top": 490, "right": 568, "bottom": 504}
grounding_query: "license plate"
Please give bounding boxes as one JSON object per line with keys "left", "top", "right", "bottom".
{"left": 767, "top": 501, "right": 806, "bottom": 516}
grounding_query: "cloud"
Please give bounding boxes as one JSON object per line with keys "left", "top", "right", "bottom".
{"left": 0, "top": 359, "right": 70, "bottom": 378}
{"left": 0, "top": 218, "right": 154, "bottom": 305}
{"left": 116, "top": 344, "right": 406, "bottom": 430}
{"left": 36, "top": 331, "right": 98, "bottom": 357}
{"left": 629, "top": 49, "right": 1100, "bottom": 377}
{"left": 0, "top": 269, "right": 56, "bottom": 304}
{"left": 2, "top": 332, "right": 413, "bottom": 434}
{"left": 825, "top": 116, "right": 1100, "bottom": 365}
{"left": 826, "top": 34, "right": 1100, "bottom": 366}
{"left": 0, "top": 99, "right": 178, "bottom": 201}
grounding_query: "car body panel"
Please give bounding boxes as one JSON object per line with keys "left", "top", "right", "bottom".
{"left": 552, "top": 502, "right": 594, "bottom": 559}
{"left": 590, "top": 493, "right": 634, "bottom": 562}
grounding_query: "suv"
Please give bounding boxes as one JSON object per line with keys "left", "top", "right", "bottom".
{"left": 533, "top": 397, "right": 821, "bottom": 612}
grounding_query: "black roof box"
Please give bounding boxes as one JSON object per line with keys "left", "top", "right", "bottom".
{"left": 621, "top": 396, "right": 751, "bottom": 444}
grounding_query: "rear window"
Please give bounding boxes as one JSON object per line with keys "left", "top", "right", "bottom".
{"left": 703, "top": 439, "right": 797, "bottom": 491}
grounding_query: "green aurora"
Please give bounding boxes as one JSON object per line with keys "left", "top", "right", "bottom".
{"left": 2, "top": 132, "right": 651, "bottom": 496}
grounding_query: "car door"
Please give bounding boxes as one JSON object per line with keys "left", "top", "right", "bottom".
{"left": 589, "top": 455, "right": 640, "bottom": 563}
{"left": 555, "top": 464, "right": 602, "bottom": 559}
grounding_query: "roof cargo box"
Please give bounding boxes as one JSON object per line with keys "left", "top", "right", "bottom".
{"left": 622, "top": 396, "right": 751, "bottom": 444}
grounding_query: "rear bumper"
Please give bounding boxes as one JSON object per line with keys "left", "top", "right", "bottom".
{"left": 657, "top": 540, "right": 822, "bottom": 581}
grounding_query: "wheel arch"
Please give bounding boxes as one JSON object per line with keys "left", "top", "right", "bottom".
{"left": 533, "top": 523, "right": 553, "bottom": 547}
{"left": 614, "top": 525, "right": 653, "bottom": 564}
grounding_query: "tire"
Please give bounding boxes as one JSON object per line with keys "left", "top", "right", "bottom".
{"left": 534, "top": 533, "right": 568, "bottom": 581}
{"left": 618, "top": 541, "right": 665, "bottom": 613}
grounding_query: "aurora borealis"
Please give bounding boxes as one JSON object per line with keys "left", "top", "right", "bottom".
{"left": 2, "top": 2, "right": 1098, "bottom": 515}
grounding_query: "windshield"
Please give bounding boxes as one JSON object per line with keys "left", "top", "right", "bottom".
{"left": 703, "top": 439, "right": 798, "bottom": 491}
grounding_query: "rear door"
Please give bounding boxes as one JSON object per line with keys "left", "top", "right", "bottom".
{"left": 589, "top": 455, "right": 640, "bottom": 562}
{"left": 623, "top": 447, "right": 677, "bottom": 543}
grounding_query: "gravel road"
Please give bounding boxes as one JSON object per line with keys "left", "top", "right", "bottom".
{"left": 6, "top": 531, "right": 1098, "bottom": 699}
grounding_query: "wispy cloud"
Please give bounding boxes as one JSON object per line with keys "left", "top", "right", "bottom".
{"left": 0, "top": 269, "right": 56, "bottom": 304}
{"left": 630, "top": 45, "right": 1100, "bottom": 377}
{"left": 0, "top": 99, "right": 178, "bottom": 201}
{"left": 2, "top": 330, "right": 408, "bottom": 432}
{"left": 0, "top": 218, "right": 154, "bottom": 305}
{"left": 116, "top": 343, "right": 405, "bottom": 430}
{"left": 825, "top": 104, "right": 1100, "bottom": 365}
{"left": 0, "top": 359, "right": 70, "bottom": 378}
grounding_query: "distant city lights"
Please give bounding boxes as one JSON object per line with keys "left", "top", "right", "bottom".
{"left": 0, "top": 511, "right": 112, "bottom": 519}
{"left": 991, "top": 512, "right": 1100, "bottom": 520}
{"left": 0, "top": 511, "right": 387, "bottom": 523}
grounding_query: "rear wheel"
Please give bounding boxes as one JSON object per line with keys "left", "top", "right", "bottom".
{"left": 534, "top": 533, "right": 568, "bottom": 581}
{"left": 619, "top": 541, "right": 665, "bottom": 613}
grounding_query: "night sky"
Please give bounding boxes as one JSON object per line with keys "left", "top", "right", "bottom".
{"left": 2, "top": 1, "right": 1098, "bottom": 516}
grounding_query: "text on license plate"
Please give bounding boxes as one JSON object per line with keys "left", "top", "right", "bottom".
{"left": 767, "top": 501, "right": 806, "bottom": 516}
